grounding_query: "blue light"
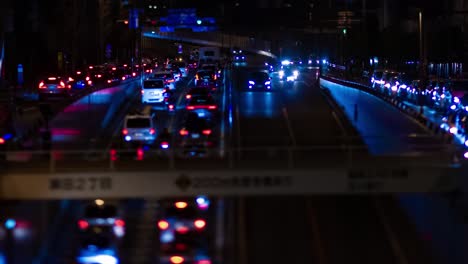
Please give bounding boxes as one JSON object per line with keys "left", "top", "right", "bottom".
{"left": 77, "top": 254, "right": 118, "bottom": 264}
{"left": 125, "top": 135, "right": 131, "bottom": 142}
{"left": 281, "top": 60, "right": 290, "bottom": 66}
{"left": 450, "top": 105, "right": 457, "bottom": 110}
{"left": 161, "top": 231, "right": 174, "bottom": 243}
{"left": 196, "top": 19, "right": 202, "bottom": 25}
{"left": 454, "top": 97, "right": 460, "bottom": 103}
{"left": 161, "top": 143, "right": 169, "bottom": 149}
{"left": 3, "top": 133, "right": 13, "bottom": 140}
{"left": 265, "top": 81, "right": 271, "bottom": 85}
{"left": 143, "top": 145, "right": 150, "bottom": 151}
{"left": 322, "top": 59, "right": 327, "bottom": 64}
{"left": 5, "top": 219, "right": 16, "bottom": 230}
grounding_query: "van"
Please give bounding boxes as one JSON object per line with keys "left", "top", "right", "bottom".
{"left": 122, "top": 112, "right": 156, "bottom": 143}
{"left": 141, "top": 79, "right": 166, "bottom": 104}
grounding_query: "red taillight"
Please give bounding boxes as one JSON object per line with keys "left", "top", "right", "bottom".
{"left": 186, "top": 94, "right": 192, "bottom": 99}
{"left": 110, "top": 149, "right": 117, "bottom": 161}
{"left": 0, "top": 138, "right": 5, "bottom": 144}
{"left": 115, "top": 219, "right": 125, "bottom": 227}
{"left": 122, "top": 76, "right": 126, "bottom": 80}
{"left": 85, "top": 76, "right": 90, "bottom": 81}
{"left": 78, "top": 220, "right": 89, "bottom": 230}
{"left": 170, "top": 256, "right": 184, "bottom": 264}
{"left": 176, "top": 226, "right": 190, "bottom": 234}
{"left": 208, "top": 105, "right": 217, "bottom": 110}
{"left": 58, "top": 81, "right": 66, "bottom": 88}
{"left": 122, "top": 129, "right": 128, "bottom": 135}
{"left": 195, "top": 74, "right": 199, "bottom": 80}
{"left": 107, "top": 80, "right": 111, "bottom": 83}
{"left": 197, "top": 260, "right": 211, "bottom": 264}
{"left": 167, "top": 79, "right": 174, "bottom": 83}
{"left": 202, "top": 130, "right": 211, "bottom": 135}
{"left": 213, "top": 75, "right": 217, "bottom": 80}
{"left": 168, "top": 104, "right": 174, "bottom": 110}
{"left": 175, "top": 243, "right": 187, "bottom": 251}
{"left": 194, "top": 219, "right": 206, "bottom": 229}
{"left": 97, "top": 74, "right": 102, "bottom": 78}
{"left": 141, "top": 90, "right": 144, "bottom": 95}
{"left": 149, "top": 128, "right": 155, "bottom": 134}
{"left": 39, "top": 82, "right": 45, "bottom": 89}
{"left": 158, "top": 220, "right": 169, "bottom": 230}
{"left": 132, "top": 72, "right": 136, "bottom": 76}
{"left": 137, "top": 148, "right": 144, "bottom": 160}
{"left": 175, "top": 201, "right": 188, "bottom": 209}
{"left": 179, "top": 129, "right": 189, "bottom": 136}
{"left": 88, "top": 81, "right": 92, "bottom": 85}
{"left": 186, "top": 106, "right": 195, "bottom": 110}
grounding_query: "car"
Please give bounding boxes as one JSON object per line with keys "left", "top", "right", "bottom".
{"left": 171, "top": 61, "right": 189, "bottom": 77}
{"left": 200, "top": 64, "right": 221, "bottom": 77}
{"left": 178, "top": 113, "right": 214, "bottom": 155}
{"left": 38, "top": 76, "right": 70, "bottom": 99}
{"left": 278, "top": 66, "right": 299, "bottom": 82}
{"left": 185, "top": 87, "right": 215, "bottom": 102}
{"left": 448, "top": 79, "right": 468, "bottom": 106}
{"left": 247, "top": 71, "right": 271, "bottom": 91}
{"left": 157, "top": 198, "right": 209, "bottom": 243}
{"left": 122, "top": 111, "right": 157, "bottom": 144}
{"left": 77, "top": 200, "right": 125, "bottom": 239}
{"left": 67, "top": 71, "right": 93, "bottom": 91}
{"left": 76, "top": 225, "right": 120, "bottom": 264}
{"left": 141, "top": 78, "right": 167, "bottom": 104}
{"left": 154, "top": 71, "right": 176, "bottom": 90}
{"left": 185, "top": 95, "right": 218, "bottom": 112}
{"left": 233, "top": 55, "right": 246, "bottom": 64}
{"left": 195, "top": 70, "right": 217, "bottom": 86}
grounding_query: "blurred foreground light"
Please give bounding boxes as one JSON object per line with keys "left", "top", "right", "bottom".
{"left": 464, "top": 152, "right": 468, "bottom": 159}
{"left": 465, "top": 140, "right": 468, "bottom": 147}
{"left": 170, "top": 256, "right": 184, "bottom": 264}
{"left": 454, "top": 97, "right": 460, "bottom": 103}
{"left": 95, "top": 199, "right": 105, "bottom": 206}
{"left": 450, "top": 105, "right": 457, "bottom": 110}
{"left": 5, "top": 219, "right": 16, "bottom": 230}
{"left": 449, "top": 127, "right": 458, "bottom": 134}
{"left": 77, "top": 254, "right": 118, "bottom": 264}
{"left": 175, "top": 201, "right": 188, "bottom": 209}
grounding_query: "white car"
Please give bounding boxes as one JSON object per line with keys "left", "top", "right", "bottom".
{"left": 122, "top": 112, "right": 156, "bottom": 143}
{"left": 141, "top": 78, "right": 166, "bottom": 104}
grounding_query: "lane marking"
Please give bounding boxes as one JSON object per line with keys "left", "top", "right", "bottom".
{"left": 307, "top": 199, "right": 327, "bottom": 264}
{"left": 168, "top": 78, "right": 194, "bottom": 132}
{"left": 282, "top": 107, "right": 297, "bottom": 147}
{"left": 374, "top": 198, "right": 409, "bottom": 264}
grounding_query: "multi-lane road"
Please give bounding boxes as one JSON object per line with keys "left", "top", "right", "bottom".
{"left": 1, "top": 54, "right": 455, "bottom": 264}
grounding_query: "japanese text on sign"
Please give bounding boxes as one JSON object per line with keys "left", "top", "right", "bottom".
{"left": 49, "top": 177, "right": 112, "bottom": 191}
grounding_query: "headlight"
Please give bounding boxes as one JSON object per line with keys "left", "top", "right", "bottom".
{"left": 293, "top": 70, "right": 299, "bottom": 77}
{"left": 279, "top": 70, "right": 284, "bottom": 77}
{"left": 454, "top": 97, "right": 460, "bottom": 103}
{"left": 249, "top": 81, "right": 255, "bottom": 85}
{"left": 265, "top": 81, "right": 271, "bottom": 85}
{"left": 400, "top": 84, "right": 407, "bottom": 89}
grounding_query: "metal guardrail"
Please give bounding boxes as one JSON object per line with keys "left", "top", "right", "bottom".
{"left": 0, "top": 144, "right": 458, "bottom": 174}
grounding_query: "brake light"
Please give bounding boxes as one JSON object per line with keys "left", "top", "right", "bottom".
{"left": 197, "top": 260, "right": 211, "bottom": 264}
{"left": 186, "top": 106, "right": 195, "bottom": 110}
{"left": 48, "top": 77, "right": 57, "bottom": 80}
{"left": 58, "top": 81, "right": 66, "bottom": 88}
{"left": 112, "top": 67, "right": 116, "bottom": 71}
{"left": 78, "top": 220, "right": 89, "bottom": 230}
{"left": 68, "top": 77, "right": 74, "bottom": 82}
{"left": 97, "top": 74, "right": 102, "bottom": 78}
{"left": 115, "top": 219, "right": 125, "bottom": 227}
{"left": 195, "top": 74, "right": 199, "bottom": 80}
{"left": 122, "top": 129, "right": 128, "bottom": 135}
{"left": 168, "top": 104, "right": 174, "bottom": 110}
{"left": 77, "top": 71, "right": 82, "bottom": 74}
{"left": 141, "top": 90, "right": 144, "bottom": 95}
{"left": 208, "top": 105, "right": 217, "bottom": 110}
{"left": 158, "top": 220, "right": 169, "bottom": 230}
{"left": 122, "top": 76, "right": 126, "bottom": 80}
{"left": 170, "top": 256, "right": 184, "bottom": 264}
{"left": 39, "top": 82, "right": 45, "bottom": 89}
{"left": 88, "top": 80, "right": 92, "bottom": 85}
{"left": 0, "top": 138, "right": 5, "bottom": 144}
{"left": 132, "top": 72, "right": 136, "bottom": 77}
{"left": 149, "top": 128, "right": 155, "bottom": 134}
{"left": 167, "top": 79, "right": 174, "bottom": 83}
{"left": 179, "top": 129, "right": 189, "bottom": 136}
{"left": 194, "top": 219, "right": 206, "bottom": 229}
{"left": 176, "top": 226, "right": 189, "bottom": 234}
{"left": 85, "top": 76, "right": 90, "bottom": 81}
{"left": 107, "top": 80, "right": 111, "bottom": 83}
{"left": 175, "top": 243, "right": 187, "bottom": 251}
{"left": 186, "top": 94, "right": 192, "bottom": 99}
{"left": 213, "top": 75, "right": 217, "bottom": 80}
{"left": 175, "top": 201, "right": 188, "bottom": 209}
{"left": 202, "top": 130, "right": 211, "bottom": 135}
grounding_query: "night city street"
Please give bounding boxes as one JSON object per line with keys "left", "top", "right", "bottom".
{"left": 1, "top": 1, "right": 468, "bottom": 264}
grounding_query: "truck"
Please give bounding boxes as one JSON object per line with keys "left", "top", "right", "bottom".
{"left": 198, "top": 47, "right": 221, "bottom": 65}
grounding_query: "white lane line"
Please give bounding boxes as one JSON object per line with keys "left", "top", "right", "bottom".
{"left": 282, "top": 107, "right": 297, "bottom": 147}
{"left": 331, "top": 111, "right": 348, "bottom": 137}
{"left": 168, "top": 78, "right": 194, "bottom": 132}
{"left": 307, "top": 199, "right": 327, "bottom": 264}
{"left": 374, "top": 198, "right": 409, "bottom": 264}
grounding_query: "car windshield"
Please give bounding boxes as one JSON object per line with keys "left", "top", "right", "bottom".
{"left": 143, "top": 80, "right": 164, "bottom": 88}
{"left": 250, "top": 72, "right": 269, "bottom": 80}
{"left": 126, "top": 118, "right": 151, "bottom": 128}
